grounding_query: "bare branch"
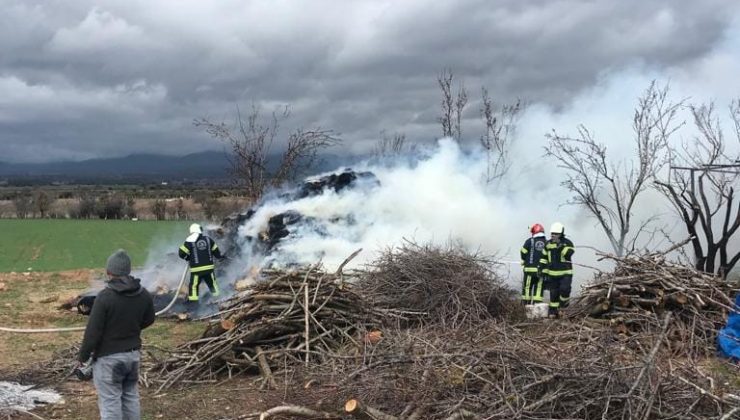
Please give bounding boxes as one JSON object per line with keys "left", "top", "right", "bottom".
{"left": 373, "top": 131, "right": 409, "bottom": 159}
{"left": 546, "top": 81, "right": 682, "bottom": 256}
{"left": 480, "top": 88, "right": 522, "bottom": 183}
{"left": 656, "top": 97, "right": 740, "bottom": 277}
{"left": 437, "top": 69, "right": 467, "bottom": 142}
{"left": 195, "top": 104, "right": 341, "bottom": 202}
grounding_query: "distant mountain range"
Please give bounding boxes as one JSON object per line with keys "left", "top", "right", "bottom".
{"left": 0, "top": 151, "right": 351, "bottom": 184}
{"left": 0, "top": 151, "right": 232, "bottom": 183}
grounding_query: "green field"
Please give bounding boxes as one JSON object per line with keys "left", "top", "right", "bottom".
{"left": 0, "top": 219, "right": 190, "bottom": 272}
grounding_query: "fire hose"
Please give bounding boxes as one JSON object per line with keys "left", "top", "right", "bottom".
{"left": 154, "top": 265, "right": 190, "bottom": 316}
{"left": 0, "top": 265, "right": 190, "bottom": 334}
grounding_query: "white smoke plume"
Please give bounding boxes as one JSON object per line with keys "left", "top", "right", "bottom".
{"left": 129, "top": 136, "right": 620, "bottom": 304}
{"left": 235, "top": 138, "right": 585, "bottom": 288}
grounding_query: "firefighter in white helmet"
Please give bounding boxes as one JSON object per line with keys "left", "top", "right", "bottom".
{"left": 178, "top": 223, "right": 225, "bottom": 303}
{"left": 538, "top": 222, "right": 575, "bottom": 317}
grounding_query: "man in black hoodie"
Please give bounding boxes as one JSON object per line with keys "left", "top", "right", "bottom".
{"left": 78, "top": 249, "right": 155, "bottom": 420}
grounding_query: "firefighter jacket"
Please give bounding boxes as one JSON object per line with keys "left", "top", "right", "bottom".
{"left": 539, "top": 237, "right": 575, "bottom": 277}
{"left": 520, "top": 234, "right": 547, "bottom": 273}
{"left": 178, "top": 234, "right": 223, "bottom": 273}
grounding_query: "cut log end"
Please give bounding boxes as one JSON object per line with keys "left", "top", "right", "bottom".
{"left": 345, "top": 399, "right": 359, "bottom": 412}
{"left": 344, "top": 399, "right": 399, "bottom": 420}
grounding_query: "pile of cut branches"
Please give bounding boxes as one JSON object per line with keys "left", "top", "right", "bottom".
{"left": 151, "top": 264, "right": 385, "bottom": 390}
{"left": 8, "top": 346, "right": 80, "bottom": 387}
{"left": 300, "top": 318, "right": 739, "bottom": 420}
{"left": 359, "top": 241, "right": 523, "bottom": 327}
{"left": 569, "top": 253, "right": 739, "bottom": 356}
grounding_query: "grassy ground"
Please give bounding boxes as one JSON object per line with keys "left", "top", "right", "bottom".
{"left": 0, "top": 219, "right": 189, "bottom": 272}
{"left": 0, "top": 270, "right": 204, "bottom": 369}
{"left": 0, "top": 270, "right": 292, "bottom": 419}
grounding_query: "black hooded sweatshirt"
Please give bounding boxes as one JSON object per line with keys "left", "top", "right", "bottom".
{"left": 78, "top": 276, "right": 155, "bottom": 362}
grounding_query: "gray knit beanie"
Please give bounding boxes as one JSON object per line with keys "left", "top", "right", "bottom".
{"left": 106, "top": 249, "right": 131, "bottom": 277}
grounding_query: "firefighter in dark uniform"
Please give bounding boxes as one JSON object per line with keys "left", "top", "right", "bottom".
{"left": 539, "top": 222, "right": 574, "bottom": 317}
{"left": 520, "top": 223, "right": 547, "bottom": 305}
{"left": 178, "top": 223, "right": 225, "bottom": 302}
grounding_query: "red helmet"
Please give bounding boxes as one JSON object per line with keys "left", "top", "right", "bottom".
{"left": 530, "top": 223, "right": 545, "bottom": 235}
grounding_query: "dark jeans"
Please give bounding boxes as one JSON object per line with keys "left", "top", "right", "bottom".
{"left": 92, "top": 351, "right": 141, "bottom": 420}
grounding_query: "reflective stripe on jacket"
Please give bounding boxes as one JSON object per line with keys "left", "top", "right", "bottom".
{"left": 539, "top": 237, "right": 574, "bottom": 277}
{"left": 178, "top": 234, "right": 223, "bottom": 270}
{"left": 520, "top": 235, "right": 547, "bottom": 273}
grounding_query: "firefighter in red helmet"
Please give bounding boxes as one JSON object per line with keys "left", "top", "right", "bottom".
{"left": 520, "top": 223, "right": 547, "bottom": 305}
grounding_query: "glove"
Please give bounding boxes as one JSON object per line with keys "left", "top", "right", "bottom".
{"left": 74, "top": 360, "right": 93, "bottom": 381}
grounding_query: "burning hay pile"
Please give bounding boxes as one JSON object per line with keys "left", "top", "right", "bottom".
{"left": 151, "top": 262, "right": 386, "bottom": 390}
{"left": 569, "top": 253, "right": 740, "bottom": 356}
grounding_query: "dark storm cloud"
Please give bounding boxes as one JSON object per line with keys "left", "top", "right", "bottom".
{"left": 0, "top": 0, "right": 737, "bottom": 162}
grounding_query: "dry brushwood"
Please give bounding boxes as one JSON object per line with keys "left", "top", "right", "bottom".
{"left": 10, "top": 345, "right": 80, "bottom": 386}
{"left": 358, "top": 241, "right": 523, "bottom": 327}
{"left": 307, "top": 320, "right": 739, "bottom": 419}
{"left": 151, "top": 263, "right": 385, "bottom": 390}
{"left": 569, "top": 253, "right": 740, "bottom": 356}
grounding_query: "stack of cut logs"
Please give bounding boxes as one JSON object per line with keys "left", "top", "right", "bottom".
{"left": 570, "top": 253, "right": 740, "bottom": 356}
{"left": 151, "top": 264, "right": 385, "bottom": 391}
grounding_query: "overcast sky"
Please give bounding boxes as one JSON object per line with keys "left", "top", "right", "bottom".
{"left": 2, "top": 0, "right": 740, "bottom": 163}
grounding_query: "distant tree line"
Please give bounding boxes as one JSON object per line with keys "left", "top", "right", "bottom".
{"left": 6, "top": 190, "right": 243, "bottom": 221}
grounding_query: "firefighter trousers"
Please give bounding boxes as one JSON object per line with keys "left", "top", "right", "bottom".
{"left": 548, "top": 275, "right": 572, "bottom": 310}
{"left": 521, "top": 271, "right": 544, "bottom": 304}
{"left": 188, "top": 270, "right": 220, "bottom": 301}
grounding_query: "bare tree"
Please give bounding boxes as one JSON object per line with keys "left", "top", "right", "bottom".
{"left": 74, "top": 195, "right": 97, "bottom": 219}
{"left": 272, "top": 128, "right": 341, "bottom": 186}
{"left": 197, "top": 194, "right": 221, "bottom": 221}
{"left": 33, "top": 191, "right": 52, "bottom": 218}
{"left": 14, "top": 195, "right": 31, "bottom": 219}
{"left": 546, "top": 82, "right": 682, "bottom": 256}
{"left": 373, "top": 131, "right": 408, "bottom": 159}
{"left": 480, "top": 88, "right": 522, "bottom": 183}
{"left": 196, "top": 105, "right": 340, "bottom": 202}
{"left": 175, "top": 198, "right": 187, "bottom": 220}
{"left": 656, "top": 99, "right": 740, "bottom": 277}
{"left": 97, "top": 194, "right": 126, "bottom": 219}
{"left": 437, "top": 69, "right": 468, "bottom": 142}
{"left": 124, "top": 195, "right": 137, "bottom": 219}
{"left": 151, "top": 199, "right": 167, "bottom": 221}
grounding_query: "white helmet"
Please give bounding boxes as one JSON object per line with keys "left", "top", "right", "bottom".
{"left": 189, "top": 223, "right": 203, "bottom": 234}
{"left": 550, "top": 222, "right": 565, "bottom": 235}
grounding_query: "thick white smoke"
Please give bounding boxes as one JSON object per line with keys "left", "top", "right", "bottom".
{"left": 236, "top": 139, "right": 562, "bottom": 287}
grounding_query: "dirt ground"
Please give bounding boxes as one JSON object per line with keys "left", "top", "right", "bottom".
{"left": 6, "top": 376, "right": 338, "bottom": 420}
{"left": 0, "top": 271, "right": 330, "bottom": 419}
